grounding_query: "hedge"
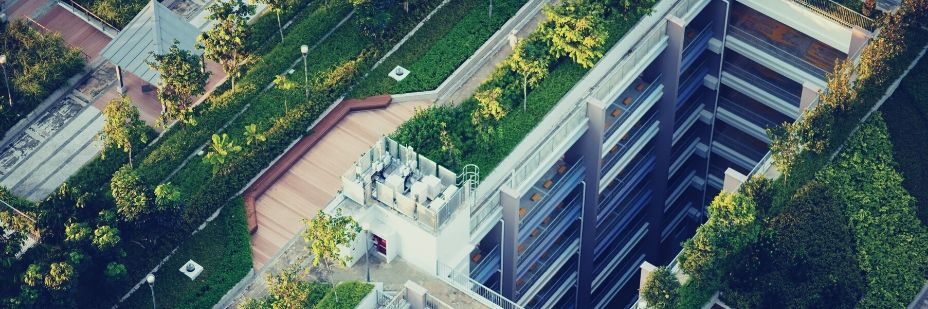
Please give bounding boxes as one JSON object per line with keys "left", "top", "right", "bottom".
{"left": 879, "top": 53, "right": 928, "bottom": 224}
{"left": 120, "top": 198, "right": 253, "bottom": 309}
{"left": 0, "top": 20, "right": 85, "bottom": 140}
{"left": 71, "top": 0, "right": 147, "bottom": 30}
{"left": 313, "top": 281, "right": 374, "bottom": 309}
{"left": 350, "top": 0, "right": 527, "bottom": 97}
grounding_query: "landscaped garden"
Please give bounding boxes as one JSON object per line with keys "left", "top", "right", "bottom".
{"left": 70, "top": 0, "right": 148, "bottom": 30}
{"left": 0, "top": 0, "right": 535, "bottom": 307}
{"left": 391, "top": 0, "right": 658, "bottom": 176}
{"left": 0, "top": 20, "right": 85, "bottom": 140}
{"left": 640, "top": 3, "right": 928, "bottom": 308}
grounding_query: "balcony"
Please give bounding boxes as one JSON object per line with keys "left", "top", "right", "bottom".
{"left": 595, "top": 186, "right": 651, "bottom": 253}
{"left": 604, "top": 75, "right": 663, "bottom": 139}
{"left": 518, "top": 159, "right": 584, "bottom": 237}
{"left": 599, "top": 151, "right": 655, "bottom": 220}
{"left": 713, "top": 129, "right": 767, "bottom": 166}
{"left": 787, "top": 0, "right": 877, "bottom": 31}
{"left": 592, "top": 225, "right": 648, "bottom": 291}
{"left": 470, "top": 244, "right": 501, "bottom": 284}
{"left": 717, "top": 97, "right": 782, "bottom": 142}
{"left": 682, "top": 22, "right": 715, "bottom": 71}
{"left": 517, "top": 196, "right": 581, "bottom": 273}
{"left": 727, "top": 25, "right": 830, "bottom": 81}
{"left": 515, "top": 228, "right": 580, "bottom": 300}
{"left": 729, "top": 3, "right": 847, "bottom": 78}
{"left": 526, "top": 257, "right": 578, "bottom": 309}
{"left": 602, "top": 112, "right": 659, "bottom": 178}
{"left": 723, "top": 61, "right": 801, "bottom": 107}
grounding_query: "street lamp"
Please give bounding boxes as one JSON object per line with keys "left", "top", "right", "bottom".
{"left": 300, "top": 44, "right": 309, "bottom": 99}
{"left": 360, "top": 222, "right": 371, "bottom": 282}
{"left": 0, "top": 54, "right": 12, "bottom": 108}
{"left": 146, "top": 274, "right": 156, "bottom": 309}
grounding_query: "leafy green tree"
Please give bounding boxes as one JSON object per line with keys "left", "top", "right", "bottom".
{"left": 64, "top": 222, "right": 91, "bottom": 244}
{"left": 438, "top": 122, "right": 462, "bottom": 169}
{"left": 678, "top": 192, "right": 759, "bottom": 280}
{"left": 273, "top": 75, "right": 298, "bottom": 112}
{"left": 471, "top": 87, "right": 507, "bottom": 146}
{"left": 244, "top": 124, "right": 267, "bottom": 145}
{"left": 641, "top": 266, "right": 680, "bottom": 309}
{"left": 43, "top": 262, "right": 74, "bottom": 291}
{"left": 204, "top": 133, "right": 243, "bottom": 166}
{"left": 92, "top": 225, "right": 121, "bottom": 251}
{"left": 350, "top": 0, "right": 395, "bottom": 39}
{"left": 251, "top": 0, "right": 297, "bottom": 42}
{"left": 199, "top": 0, "right": 255, "bottom": 90}
{"left": 0, "top": 224, "right": 24, "bottom": 272}
{"left": 508, "top": 37, "right": 550, "bottom": 111}
{"left": 149, "top": 41, "right": 211, "bottom": 127}
{"left": 301, "top": 210, "right": 359, "bottom": 283}
{"left": 104, "top": 262, "right": 127, "bottom": 281}
{"left": 110, "top": 165, "right": 150, "bottom": 222}
{"left": 540, "top": 0, "right": 607, "bottom": 68}
{"left": 821, "top": 59, "right": 858, "bottom": 113}
{"left": 99, "top": 95, "right": 148, "bottom": 167}
{"left": 154, "top": 182, "right": 181, "bottom": 209}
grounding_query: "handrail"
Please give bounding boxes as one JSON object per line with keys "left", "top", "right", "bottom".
{"left": 436, "top": 262, "right": 524, "bottom": 309}
{"left": 787, "top": 0, "right": 876, "bottom": 31}
{"left": 382, "top": 287, "right": 409, "bottom": 309}
{"left": 727, "top": 25, "right": 829, "bottom": 79}
{"left": 65, "top": 0, "right": 120, "bottom": 31}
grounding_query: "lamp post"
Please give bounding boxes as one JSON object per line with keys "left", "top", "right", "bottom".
{"left": 300, "top": 44, "right": 309, "bottom": 99}
{"left": 0, "top": 54, "right": 12, "bottom": 108}
{"left": 146, "top": 274, "right": 156, "bottom": 309}
{"left": 361, "top": 223, "right": 371, "bottom": 282}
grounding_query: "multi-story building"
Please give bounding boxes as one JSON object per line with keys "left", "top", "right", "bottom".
{"left": 326, "top": 0, "right": 880, "bottom": 308}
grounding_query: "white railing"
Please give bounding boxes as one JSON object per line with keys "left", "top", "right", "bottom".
{"left": 382, "top": 287, "right": 409, "bottom": 309}
{"left": 672, "top": 0, "right": 709, "bottom": 20}
{"left": 425, "top": 294, "right": 455, "bottom": 309}
{"left": 436, "top": 262, "right": 524, "bottom": 309}
{"left": 508, "top": 103, "right": 587, "bottom": 193}
{"left": 593, "top": 22, "right": 668, "bottom": 103}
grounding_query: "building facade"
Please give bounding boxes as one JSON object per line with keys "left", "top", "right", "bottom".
{"left": 330, "top": 0, "right": 877, "bottom": 308}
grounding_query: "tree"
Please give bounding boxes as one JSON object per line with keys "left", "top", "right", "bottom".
{"left": 438, "top": 122, "right": 461, "bottom": 169}
{"left": 244, "top": 124, "right": 267, "bottom": 146}
{"left": 471, "top": 87, "right": 507, "bottom": 146}
{"left": 104, "top": 262, "right": 127, "bottom": 281}
{"left": 149, "top": 41, "right": 211, "bottom": 127}
{"left": 350, "top": 0, "right": 394, "bottom": 39}
{"left": 508, "top": 37, "right": 550, "bottom": 111}
{"left": 821, "top": 59, "right": 858, "bottom": 113}
{"left": 641, "top": 266, "right": 680, "bottom": 309}
{"left": 98, "top": 95, "right": 147, "bottom": 166}
{"left": 199, "top": 0, "right": 255, "bottom": 90}
{"left": 153, "top": 182, "right": 181, "bottom": 210}
{"left": 110, "top": 165, "right": 150, "bottom": 222}
{"left": 301, "top": 210, "right": 359, "bottom": 283}
{"left": 0, "top": 224, "right": 24, "bottom": 270}
{"left": 251, "top": 0, "right": 297, "bottom": 42}
{"left": 678, "top": 192, "right": 759, "bottom": 280}
{"left": 273, "top": 75, "right": 298, "bottom": 113}
{"left": 539, "top": 0, "right": 607, "bottom": 68}
{"left": 204, "top": 133, "right": 243, "bottom": 167}
{"left": 92, "top": 225, "right": 120, "bottom": 251}
{"left": 64, "top": 222, "right": 91, "bottom": 244}
{"left": 43, "top": 262, "right": 74, "bottom": 291}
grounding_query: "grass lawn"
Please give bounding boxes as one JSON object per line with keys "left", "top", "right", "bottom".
{"left": 120, "top": 198, "right": 253, "bottom": 309}
{"left": 350, "top": 0, "right": 527, "bottom": 97}
{"left": 879, "top": 53, "right": 928, "bottom": 225}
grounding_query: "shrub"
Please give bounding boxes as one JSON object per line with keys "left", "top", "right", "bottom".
{"left": 678, "top": 192, "right": 759, "bottom": 281}
{"left": 313, "top": 281, "right": 374, "bottom": 309}
{"left": 641, "top": 266, "right": 680, "bottom": 309}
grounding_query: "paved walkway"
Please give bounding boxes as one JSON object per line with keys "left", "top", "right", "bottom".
{"left": 442, "top": 4, "right": 548, "bottom": 105}
{"left": 250, "top": 100, "right": 430, "bottom": 268}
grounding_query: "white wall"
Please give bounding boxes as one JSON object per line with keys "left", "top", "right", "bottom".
{"left": 738, "top": 0, "right": 853, "bottom": 53}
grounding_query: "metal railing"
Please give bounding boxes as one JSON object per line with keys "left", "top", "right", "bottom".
{"left": 382, "top": 287, "right": 409, "bottom": 309}
{"left": 604, "top": 75, "right": 663, "bottom": 139}
{"left": 594, "top": 22, "right": 668, "bottom": 102}
{"left": 436, "top": 262, "right": 524, "bottom": 309}
{"left": 682, "top": 22, "right": 713, "bottom": 57}
{"left": 787, "top": 0, "right": 877, "bottom": 31}
{"left": 509, "top": 103, "right": 587, "bottom": 193}
{"left": 724, "top": 61, "right": 802, "bottom": 106}
{"left": 727, "top": 25, "right": 829, "bottom": 80}
{"left": 673, "top": 0, "right": 710, "bottom": 20}
{"left": 425, "top": 294, "right": 455, "bottom": 309}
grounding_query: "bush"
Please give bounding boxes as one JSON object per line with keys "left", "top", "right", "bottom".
{"left": 120, "top": 198, "right": 253, "bottom": 309}
{"left": 641, "top": 266, "right": 680, "bottom": 309}
{"left": 313, "top": 281, "right": 374, "bottom": 309}
{"left": 71, "top": 0, "right": 147, "bottom": 29}
{"left": 678, "top": 192, "right": 759, "bottom": 281}
{"left": 0, "top": 20, "right": 85, "bottom": 139}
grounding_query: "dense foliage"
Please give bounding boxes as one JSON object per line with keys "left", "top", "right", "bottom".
{"left": 393, "top": 0, "right": 656, "bottom": 176}
{"left": 313, "top": 281, "right": 374, "bottom": 309}
{"left": 0, "top": 20, "right": 85, "bottom": 140}
{"left": 641, "top": 266, "right": 680, "bottom": 309}
{"left": 880, "top": 50, "right": 928, "bottom": 224}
